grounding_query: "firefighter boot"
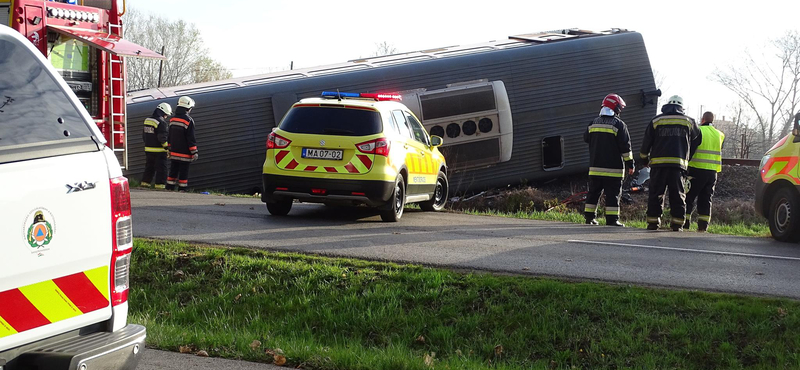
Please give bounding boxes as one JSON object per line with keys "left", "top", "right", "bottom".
{"left": 647, "top": 223, "right": 659, "bottom": 230}
{"left": 683, "top": 218, "right": 691, "bottom": 230}
{"left": 606, "top": 216, "right": 624, "bottom": 227}
{"left": 697, "top": 221, "right": 709, "bottom": 232}
{"left": 585, "top": 213, "right": 598, "bottom": 225}
{"left": 671, "top": 223, "right": 684, "bottom": 232}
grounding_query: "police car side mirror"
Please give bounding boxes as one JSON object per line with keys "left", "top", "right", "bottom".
{"left": 793, "top": 128, "right": 800, "bottom": 142}
{"left": 430, "top": 135, "right": 443, "bottom": 147}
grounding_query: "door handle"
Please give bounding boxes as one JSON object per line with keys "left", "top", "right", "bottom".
{"left": 419, "top": 151, "right": 426, "bottom": 156}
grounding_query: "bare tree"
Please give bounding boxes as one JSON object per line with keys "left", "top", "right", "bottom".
{"left": 778, "top": 31, "right": 800, "bottom": 137}
{"left": 124, "top": 8, "right": 232, "bottom": 91}
{"left": 652, "top": 69, "right": 669, "bottom": 106}
{"left": 712, "top": 30, "right": 800, "bottom": 148}
{"left": 373, "top": 41, "right": 397, "bottom": 57}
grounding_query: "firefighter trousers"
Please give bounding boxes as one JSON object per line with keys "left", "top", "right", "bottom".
{"left": 584, "top": 175, "right": 623, "bottom": 222}
{"left": 141, "top": 152, "right": 169, "bottom": 188}
{"left": 166, "top": 160, "right": 191, "bottom": 191}
{"left": 686, "top": 169, "right": 717, "bottom": 229}
{"left": 646, "top": 167, "right": 686, "bottom": 228}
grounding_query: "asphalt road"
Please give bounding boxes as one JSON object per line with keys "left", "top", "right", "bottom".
{"left": 131, "top": 189, "right": 800, "bottom": 299}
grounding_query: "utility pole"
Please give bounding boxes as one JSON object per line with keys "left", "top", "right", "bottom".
{"left": 290, "top": 61, "right": 293, "bottom": 70}
{"left": 157, "top": 46, "right": 165, "bottom": 88}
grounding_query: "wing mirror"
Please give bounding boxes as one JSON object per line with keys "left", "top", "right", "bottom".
{"left": 430, "top": 135, "right": 443, "bottom": 147}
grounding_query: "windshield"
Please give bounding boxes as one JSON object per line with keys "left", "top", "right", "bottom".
{"left": 279, "top": 106, "right": 383, "bottom": 136}
{"left": 0, "top": 38, "right": 94, "bottom": 148}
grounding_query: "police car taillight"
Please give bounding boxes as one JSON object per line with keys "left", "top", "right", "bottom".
{"left": 267, "top": 132, "right": 291, "bottom": 149}
{"left": 356, "top": 138, "right": 390, "bottom": 156}
{"left": 110, "top": 176, "right": 132, "bottom": 306}
{"left": 321, "top": 91, "right": 402, "bottom": 101}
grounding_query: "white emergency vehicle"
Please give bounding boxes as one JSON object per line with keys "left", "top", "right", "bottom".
{"left": 0, "top": 25, "right": 145, "bottom": 370}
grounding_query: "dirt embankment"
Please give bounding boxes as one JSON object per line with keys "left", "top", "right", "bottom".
{"left": 449, "top": 165, "right": 763, "bottom": 224}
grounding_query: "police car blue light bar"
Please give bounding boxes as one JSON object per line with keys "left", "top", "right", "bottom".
{"left": 321, "top": 91, "right": 402, "bottom": 101}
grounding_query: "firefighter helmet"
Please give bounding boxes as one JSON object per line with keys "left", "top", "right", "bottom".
{"left": 602, "top": 94, "right": 626, "bottom": 112}
{"left": 177, "top": 96, "right": 195, "bottom": 109}
{"left": 156, "top": 102, "right": 173, "bottom": 116}
{"left": 667, "top": 95, "right": 684, "bottom": 107}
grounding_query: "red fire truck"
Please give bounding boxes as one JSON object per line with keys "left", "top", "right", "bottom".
{"left": 2, "top": 0, "right": 164, "bottom": 169}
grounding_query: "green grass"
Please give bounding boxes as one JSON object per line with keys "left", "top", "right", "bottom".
{"left": 130, "top": 239, "right": 800, "bottom": 370}
{"left": 460, "top": 209, "right": 770, "bottom": 238}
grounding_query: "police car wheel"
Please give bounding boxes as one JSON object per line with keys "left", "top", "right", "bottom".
{"left": 420, "top": 172, "right": 448, "bottom": 212}
{"left": 266, "top": 198, "right": 293, "bottom": 216}
{"left": 380, "top": 175, "right": 405, "bottom": 222}
{"left": 768, "top": 188, "right": 800, "bottom": 242}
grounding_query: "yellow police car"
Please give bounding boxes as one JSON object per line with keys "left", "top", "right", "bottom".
{"left": 262, "top": 91, "right": 448, "bottom": 221}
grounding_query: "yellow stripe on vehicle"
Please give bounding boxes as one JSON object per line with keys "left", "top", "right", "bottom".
{"left": 0, "top": 316, "right": 17, "bottom": 338}
{"left": 84, "top": 266, "right": 110, "bottom": 302}
{"left": 18, "top": 280, "right": 81, "bottom": 323}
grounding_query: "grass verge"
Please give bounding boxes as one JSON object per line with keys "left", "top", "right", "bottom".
{"left": 130, "top": 239, "right": 799, "bottom": 370}
{"left": 459, "top": 209, "right": 770, "bottom": 238}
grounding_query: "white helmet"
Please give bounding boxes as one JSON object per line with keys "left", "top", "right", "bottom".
{"left": 667, "top": 95, "right": 684, "bottom": 107}
{"left": 156, "top": 102, "right": 173, "bottom": 116}
{"left": 177, "top": 96, "right": 195, "bottom": 109}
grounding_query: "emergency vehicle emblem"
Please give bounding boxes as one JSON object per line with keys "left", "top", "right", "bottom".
{"left": 23, "top": 208, "right": 55, "bottom": 251}
{"left": 320, "top": 140, "right": 326, "bottom": 146}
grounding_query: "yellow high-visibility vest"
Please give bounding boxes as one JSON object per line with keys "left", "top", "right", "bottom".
{"left": 689, "top": 125, "right": 725, "bottom": 172}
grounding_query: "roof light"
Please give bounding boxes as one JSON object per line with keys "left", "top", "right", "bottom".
{"left": 320, "top": 91, "right": 402, "bottom": 101}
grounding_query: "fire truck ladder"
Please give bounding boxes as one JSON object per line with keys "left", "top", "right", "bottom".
{"left": 108, "top": 22, "right": 128, "bottom": 170}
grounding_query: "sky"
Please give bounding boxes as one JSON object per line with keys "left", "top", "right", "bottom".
{"left": 129, "top": 0, "right": 800, "bottom": 122}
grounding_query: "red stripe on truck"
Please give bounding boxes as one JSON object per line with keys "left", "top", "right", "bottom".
{"left": 0, "top": 289, "right": 51, "bottom": 332}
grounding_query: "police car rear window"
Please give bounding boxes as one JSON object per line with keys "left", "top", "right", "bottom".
{"left": 279, "top": 106, "right": 383, "bottom": 136}
{"left": 0, "top": 38, "right": 94, "bottom": 148}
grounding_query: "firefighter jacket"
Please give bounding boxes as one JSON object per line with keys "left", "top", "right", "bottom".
{"left": 168, "top": 108, "right": 198, "bottom": 162}
{"left": 583, "top": 113, "right": 634, "bottom": 178}
{"left": 639, "top": 104, "right": 701, "bottom": 170}
{"left": 688, "top": 123, "right": 725, "bottom": 172}
{"left": 143, "top": 111, "right": 169, "bottom": 153}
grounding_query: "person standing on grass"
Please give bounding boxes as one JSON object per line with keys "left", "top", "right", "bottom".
{"left": 684, "top": 111, "right": 725, "bottom": 232}
{"left": 166, "top": 96, "right": 198, "bottom": 191}
{"left": 640, "top": 95, "right": 702, "bottom": 231}
{"left": 140, "top": 102, "right": 172, "bottom": 189}
{"left": 583, "top": 93, "right": 634, "bottom": 227}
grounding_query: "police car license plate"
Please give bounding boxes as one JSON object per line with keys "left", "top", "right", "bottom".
{"left": 302, "top": 148, "right": 343, "bottom": 160}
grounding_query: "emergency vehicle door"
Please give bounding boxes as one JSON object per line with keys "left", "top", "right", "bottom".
{"left": 47, "top": 25, "right": 165, "bottom": 60}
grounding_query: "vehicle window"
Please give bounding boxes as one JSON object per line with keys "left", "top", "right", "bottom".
{"left": 280, "top": 106, "right": 382, "bottom": 136}
{"left": 383, "top": 110, "right": 400, "bottom": 136}
{"left": 0, "top": 38, "right": 94, "bottom": 148}
{"left": 406, "top": 113, "right": 430, "bottom": 146}
{"left": 392, "top": 110, "right": 413, "bottom": 139}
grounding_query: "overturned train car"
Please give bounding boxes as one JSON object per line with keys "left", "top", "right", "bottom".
{"left": 126, "top": 29, "right": 659, "bottom": 194}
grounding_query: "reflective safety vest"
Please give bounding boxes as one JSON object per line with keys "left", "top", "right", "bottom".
{"left": 688, "top": 125, "right": 725, "bottom": 172}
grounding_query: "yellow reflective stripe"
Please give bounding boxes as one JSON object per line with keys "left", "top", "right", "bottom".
{"left": 589, "top": 167, "right": 624, "bottom": 177}
{"left": 589, "top": 128, "right": 617, "bottom": 135}
{"left": 584, "top": 204, "right": 597, "bottom": 212}
{"left": 650, "top": 157, "right": 688, "bottom": 166}
{"left": 162, "top": 142, "right": 170, "bottom": 148}
{"left": 0, "top": 316, "right": 17, "bottom": 338}
{"left": 606, "top": 210, "right": 620, "bottom": 216}
{"left": 671, "top": 217, "right": 685, "bottom": 224}
{"left": 351, "top": 157, "right": 369, "bottom": 173}
{"left": 698, "top": 215, "right": 711, "bottom": 222}
{"left": 144, "top": 118, "right": 161, "bottom": 128}
{"left": 145, "top": 147, "right": 168, "bottom": 153}
{"left": 647, "top": 217, "right": 660, "bottom": 223}
{"left": 622, "top": 152, "right": 633, "bottom": 161}
{"left": 695, "top": 149, "right": 721, "bottom": 155}
{"left": 18, "top": 280, "right": 81, "bottom": 323}
{"left": 640, "top": 153, "right": 649, "bottom": 159}
{"left": 652, "top": 116, "right": 693, "bottom": 129}
{"left": 84, "top": 266, "right": 110, "bottom": 302}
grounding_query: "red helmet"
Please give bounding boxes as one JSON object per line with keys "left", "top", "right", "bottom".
{"left": 602, "top": 94, "right": 626, "bottom": 112}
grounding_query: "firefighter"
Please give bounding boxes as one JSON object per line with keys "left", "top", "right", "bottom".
{"left": 166, "top": 96, "right": 198, "bottom": 191}
{"left": 140, "top": 102, "right": 172, "bottom": 189}
{"left": 583, "top": 93, "right": 634, "bottom": 226}
{"left": 684, "top": 112, "right": 725, "bottom": 232}
{"left": 640, "top": 95, "right": 702, "bottom": 231}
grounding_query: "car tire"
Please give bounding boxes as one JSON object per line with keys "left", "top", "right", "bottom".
{"left": 380, "top": 175, "right": 405, "bottom": 222}
{"left": 266, "top": 198, "right": 293, "bottom": 216}
{"left": 420, "top": 171, "right": 448, "bottom": 212}
{"left": 768, "top": 187, "right": 800, "bottom": 242}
